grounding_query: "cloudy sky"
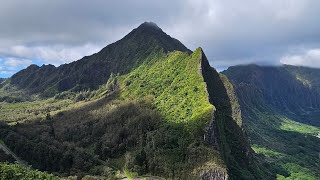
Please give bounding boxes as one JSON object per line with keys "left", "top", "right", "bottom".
{"left": 0, "top": 0, "right": 320, "bottom": 77}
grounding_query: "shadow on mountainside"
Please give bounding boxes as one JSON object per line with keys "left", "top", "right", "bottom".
{"left": 223, "top": 65, "right": 320, "bottom": 178}
{"left": 0, "top": 91, "right": 226, "bottom": 179}
{"left": 201, "top": 53, "right": 274, "bottom": 180}
{"left": 0, "top": 92, "right": 163, "bottom": 177}
{"left": 242, "top": 106, "right": 320, "bottom": 178}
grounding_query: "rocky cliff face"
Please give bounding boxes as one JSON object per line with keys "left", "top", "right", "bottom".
{"left": 224, "top": 64, "right": 320, "bottom": 126}
{"left": 200, "top": 51, "right": 270, "bottom": 180}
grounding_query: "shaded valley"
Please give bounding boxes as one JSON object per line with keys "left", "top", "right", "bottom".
{"left": 223, "top": 65, "right": 320, "bottom": 179}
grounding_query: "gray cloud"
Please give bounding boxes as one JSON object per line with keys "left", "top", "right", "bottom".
{"left": 280, "top": 48, "right": 320, "bottom": 67}
{"left": 0, "top": 0, "right": 320, "bottom": 77}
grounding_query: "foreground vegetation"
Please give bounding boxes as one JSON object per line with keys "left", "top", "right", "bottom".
{"left": 0, "top": 162, "right": 58, "bottom": 179}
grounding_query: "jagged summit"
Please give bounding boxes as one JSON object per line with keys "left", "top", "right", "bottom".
{"left": 124, "top": 22, "right": 163, "bottom": 39}
{"left": 122, "top": 22, "right": 190, "bottom": 53}
{"left": 139, "top": 21, "right": 161, "bottom": 30}
{"left": 26, "top": 64, "right": 40, "bottom": 69}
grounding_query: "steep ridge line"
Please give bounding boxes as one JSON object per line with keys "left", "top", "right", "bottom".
{"left": 200, "top": 50, "right": 272, "bottom": 180}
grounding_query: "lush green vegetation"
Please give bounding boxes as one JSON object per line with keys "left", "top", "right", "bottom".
{"left": 224, "top": 65, "right": 320, "bottom": 179}
{"left": 0, "top": 83, "right": 36, "bottom": 102}
{"left": 0, "top": 48, "right": 230, "bottom": 179}
{"left": 252, "top": 144, "right": 283, "bottom": 158}
{"left": 118, "top": 48, "right": 226, "bottom": 178}
{"left": 121, "top": 48, "right": 214, "bottom": 129}
{"left": 240, "top": 106, "right": 320, "bottom": 180}
{"left": 0, "top": 162, "right": 58, "bottom": 179}
{"left": 0, "top": 88, "right": 109, "bottom": 124}
{"left": 0, "top": 98, "right": 74, "bottom": 124}
{"left": 280, "top": 117, "right": 320, "bottom": 136}
{"left": 277, "top": 163, "right": 317, "bottom": 180}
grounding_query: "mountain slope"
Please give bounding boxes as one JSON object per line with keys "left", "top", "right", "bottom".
{"left": 223, "top": 65, "right": 320, "bottom": 179}
{"left": 0, "top": 48, "right": 226, "bottom": 179}
{"left": 4, "top": 22, "right": 190, "bottom": 97}
{"left": 0, "top": 23, "right": 270, "bottom": 179}
{"left": 0, "top": 48, "right": 269, "bottom": 179}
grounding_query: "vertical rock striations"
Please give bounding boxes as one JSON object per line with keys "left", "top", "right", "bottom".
{"left": 200, "top": 49, "right": 270, "bottom": 180}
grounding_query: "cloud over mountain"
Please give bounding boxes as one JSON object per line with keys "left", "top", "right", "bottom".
{"left": 281, "top": 48, "right": 320, "bottom": 67}
{"left": 1, "top": 0, "right": 320, "bottom": 77}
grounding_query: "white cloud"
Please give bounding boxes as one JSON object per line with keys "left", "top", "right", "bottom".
{"left": 164, "top": 0, "right": 320, "bottom": 69}
{"left": 0, "top": 70, "right": 13, "bottom": 75}
{"left": 4, "top": 57, "right": 32, "bottom": 69}
{"left": 0, "top": 57, "right": 32, "bottom": 76}
{"left": 0, "top": 43, "right": 103, "bottom": 77}
{"left": 280, "top": 48, "right": 320, "bottom": 68}
{"left": 5, "top": 44, "right": 102, "bottom": 65}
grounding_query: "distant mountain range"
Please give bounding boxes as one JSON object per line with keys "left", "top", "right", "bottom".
{"left": 223, "top": 65, "right": 320, "bottom": 178}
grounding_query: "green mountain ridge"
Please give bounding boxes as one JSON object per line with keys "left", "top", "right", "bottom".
{"left": 0, "top": 23, "right": 270, "bottom": 179}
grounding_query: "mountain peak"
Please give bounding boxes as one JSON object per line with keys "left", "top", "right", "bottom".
{"left": 26, "top": 64, "right": 40, "bottom": 70}
{"left": 123, "top": 22, "right": 190, "bottom": 54}
{"left": 131, "top": 21, "right": 163, "bottom": 35}
{"left": 8, "top": 22, "right": 190, "bottom": 95}
{"left": 139, "top": 21, "right": 161, "bottom": 30}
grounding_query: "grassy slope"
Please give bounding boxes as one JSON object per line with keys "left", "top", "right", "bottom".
{"left": 249, "top": 112, "right": 320, "bottom": 179}
{"left": 118, "top": 48, "right": 226, "bottom": 177}
{"left": 121, "top": 48, "right": 214, "bottom": 129}
{"left": 280, "top": 117, "right": 320, "bottom": 136}
{"left": 0, "top": 99, "right": 75, "bottom": 124}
